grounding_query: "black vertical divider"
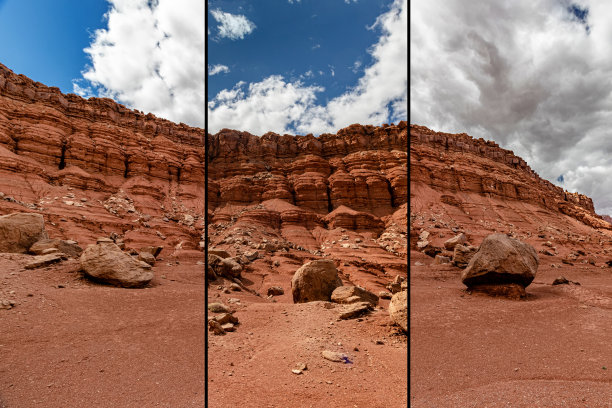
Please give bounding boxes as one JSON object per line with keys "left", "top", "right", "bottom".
{"left": 203, "top": 0, "right": 209, "bottom": 404}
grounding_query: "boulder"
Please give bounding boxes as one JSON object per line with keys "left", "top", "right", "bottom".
{"left": 389, "top": 290, "right": 407, "bottom": 332}
{"left": 0, "top": 213, "right": 48, "bottom": 253}
{"left": 208, "top": 249, "right": 231, "bottom": 259}
{"left": 461, "top": 234, "right": 538, "bottom": 288}
{"left": 140, "top": 246, "right": 163, "bottom": 258}
{"left": 267, "top": 286, "right": 284, "bottom": 296}
{"left": 434, "top": 255, "right": 450, "bottom": 264}
{"left": 208, "top": 253, "right": 242, "bottom": 278}
{"left": 331, "top": 286, "right": 378, "bottom": 306}
{"left": 24, "top": 253, "right": 65, "bottom": 269}
{"left": 291, "top": 259, "right": 343, "bottom": 303}
{"left": 338, "top": 302, "right": 372, "bottom": 320}
{"left": 29, "top": 238, "right": 83, "bottom": 258}
{"left": 444, "top": 233, "right": 467, "bottom": 250}
{"left": 452, "top": 244, "right": 478, "bottom": 267}
{"left": 80, "top": 243, "right": 154, "bottom": 288}
{"left": 378, "top": 290, "right": 392, "bottom": 299}
{"left": 138, "top": 252, "right": 156, "bottom": 266}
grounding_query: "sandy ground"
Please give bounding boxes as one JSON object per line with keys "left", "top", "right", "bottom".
{"left": 0, "top": 252, "right": 205, "bottom": 408}
{"left": 207, "top": 274, "right": 408, "bottom": 408}
{"left": 410, "top": 250, "right": 611, "bottom": 408}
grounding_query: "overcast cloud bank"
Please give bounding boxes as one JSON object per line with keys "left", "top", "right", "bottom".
{"left": 411, "top": 0, "right": 612, "bottom": 216}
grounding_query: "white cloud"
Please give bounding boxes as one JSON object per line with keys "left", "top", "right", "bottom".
{"left": 75, "top": 0, "right": 204, "bottom": 128}
{"left": 209, "top": 0, "right": 407, "bottom": 136}
{"left": 312, "top": 44, "right": 321, "bottom": 50}
{"left": 208, "top": 64, "right": 230, "bottom": 76}
{"left": 211, "top": 9, "right": 255, "bottom": 40}
{"left": 410, "top": 0, "right": 612, "bottom": 215}
{"left": 207, "top": 76, "right": 324, "bottom": 135}
{"left": 350, "top": 60, "right": 362, "bottom": 73}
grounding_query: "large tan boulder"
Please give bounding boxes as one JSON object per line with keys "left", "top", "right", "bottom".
{"left": 331, "top": 286, "right": 378, "bottom": 306}
{"left": 291, "top": 260, "right": 343, "bottom": 303}
{"left": 389, "top": 291, "right": 407, "bottom": 332}
{"left": 0, "top": 213, "right": 48, "bottom": 253}
{"left": 80, "top": 242, "right": 154, "bottom": 288}
{"left": 461, "top": 234, "right": 538, "bottom": 288}
{"left": 29, "top": 238, "right": 82, "bottom": 258}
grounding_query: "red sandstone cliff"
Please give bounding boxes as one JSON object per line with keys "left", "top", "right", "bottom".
{"left": 0, "top": 63, "right": 204, "bottom": 251}
{"left": 207, "top": 122, "right": 408, "bottom": 291}
{"left": 410, "top": 124, "right": 611, "bottom": 231}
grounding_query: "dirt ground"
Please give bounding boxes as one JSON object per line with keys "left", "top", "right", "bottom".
{"left": 0, "top": 252, "right": 205, "bottom": 408}
{"left": 207, "top": 274, "right": 408, "bottom": 408}
{"left": 410, "top": 250, "right": 611, "bottom": 407}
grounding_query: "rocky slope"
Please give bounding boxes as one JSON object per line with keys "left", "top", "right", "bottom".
{"left": 207, "top": 121, "right": 408, "bottom": 291}
{"left": 0, "top": 63, "right": 204, "bottom": 254}
{"left": 410, "top": 124, "right": 612, "bottom": 407}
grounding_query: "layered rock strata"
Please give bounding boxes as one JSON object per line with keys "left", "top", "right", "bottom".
{"left": 207, "top": 122, "right": 408, "bottom": 293}
{"left": 411, "top": 124, "right": 611, "bottom": 231}
{"left": 0, "top": 63, "right": 204, "bottom": 252}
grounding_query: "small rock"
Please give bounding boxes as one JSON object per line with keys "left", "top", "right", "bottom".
{"left": 552, "top": 276, "right": 570, "bottom": 285}
{"left": 338, "top": 302, "right": 372, "bottom": 320}
{"left": 208, "top": 320, "right": 225, "bottom": 335}
{"left": 378, "top": 291, "right": 392, "bottom": 299}
{"left": 321, "top": 350, "right": 346, "bottom": 362}
{"left": 230, "top": 283, "right": 241, "bottom": 291}
{"left": 267, "top": 286, "right": 284, "bottom": 296}
{"left": 24, "top": 254, "right": 65, "bottom": 269}
{"left": 221, "top": 323, "right": 235, "bottom": 332}
{"left": 208, "top": 303, "right": 231, "bottom": 313}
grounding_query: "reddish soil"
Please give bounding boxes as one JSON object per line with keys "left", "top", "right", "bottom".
{"left": 0, "top": 251, "right": 205, "bottom": 408}
{"left": 208, "top": 279, "right": 407, "bottom": 408}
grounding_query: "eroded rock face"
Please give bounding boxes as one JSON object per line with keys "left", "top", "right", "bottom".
{"left": 0, "top": 63, "right": 204, "bottom": 250}
{"left": 0, "top": 212, "right": 47, "bottom": 253}
{"left": 461, "top": 234, "right": 538, "bottom": 288}
{"left": 80, "top": 242, "right": 154, "bottom": 288}
{"left": 291, "top": 260, "right": 343, "bottom": 303}
{"left": 410, "top": 125, "right": 611, "bottom": 230}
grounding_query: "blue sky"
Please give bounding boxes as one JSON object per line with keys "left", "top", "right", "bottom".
{"left": 208, "top": 0, "right": 388, "bottom": 102}
{"left": 208, "top": 0, "right": 407, "bottom": 135}
{"left": 0, "top": 0, "right": 108, "bottom": 93}
{"left": 0, "top": 0, "right": 406, "bottom": 135}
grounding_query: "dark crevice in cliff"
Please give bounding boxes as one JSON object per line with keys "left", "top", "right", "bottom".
{"left": 290, "top": 187, "right": 297, "bottom": 206}
{"left": 326, "top": 186, "right": 333, "bottom": 213}
{"left": 386, "top": 179, "right": 396, "bottom": 208}
{"left": 176, "top": 167, "right": 181, "bottom": 183}
{"left": 123, "top": 156, "right": 130, "bottom": 178}
{"left": 59, "top": 143, "right": 67, "bottom": 170}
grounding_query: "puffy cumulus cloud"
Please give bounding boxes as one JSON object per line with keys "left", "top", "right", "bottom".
{"left": 210, "top": 9, "right": 255, "bottom": 40}
{"left": 208, "top": 64, "right": 229, "bottom": 76}
{"left": 207, "top": 76, "right": 324, "bottom": 135}
{"left": 410, "top": 0, "right": 612, "bottom": 215}
{"left": 75, "top": 0, "right": 204, "bottom": 128}
{"left": 208, "top": 0, "right": 407, "bottom": 136}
